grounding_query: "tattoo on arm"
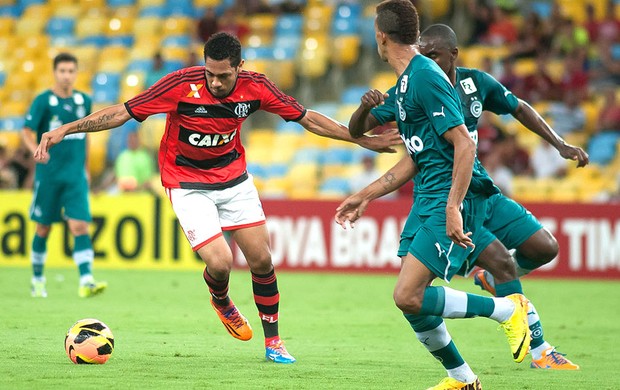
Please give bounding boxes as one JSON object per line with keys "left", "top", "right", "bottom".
{"left": 75, "top": 113, "right": 117, "bottom": 133}
{"left": 382, "top": 171, "right": 396, "bottom": 190}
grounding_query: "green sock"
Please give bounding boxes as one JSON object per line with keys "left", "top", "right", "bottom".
{"left": 495, "top": 279, "right": 523, "bottom": 297}
{"left": 404, "top": 314, "right": 465, "bottom": 369}
{"left": 73, "top": 234, "right": 94, "bottom": 278}
{"left": 31, "top": 234, "right": 47, "bottom": 278}
{"left": 420, "top": 286, "right": 496, "bottom": 318}
{"left": 515, "top": 252, "right": 539, "bottom": 277}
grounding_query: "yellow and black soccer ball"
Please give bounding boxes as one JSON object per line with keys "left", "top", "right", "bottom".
{"left": 65, "top": 318, "right": 114, "bottom": 364}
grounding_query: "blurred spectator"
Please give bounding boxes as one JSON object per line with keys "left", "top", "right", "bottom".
{"left": 477, "top": 111, "right": 505, "bottom": 164}
{"left": 185, "top": 51, "right": 201, "bottom": 68}
{"left": 511, "top": 11, "right": 551, "bottom": 58}
{"left": 466, "top": 0, "right": 493, "bottom": 44}
{"left": 96, "top": 131, "right": 155, "bottom": 193}
{"left": 587, "top": 88, "right": 620, "bottom": 165}
{"left": 584, "top": 3, "right": 601, "bottom": 42}
{"left": 0, "top": 141, "right": 17, "bottom": 189}
{"left": 349, "top": 154, "right": 396, "bottom": 198}
{"left": 598, "top": 0, "right": 620, "bottom": 43}
{"left": 546, "top": 90, "right": 586, "bottom": 135}
{"left": 500, "top": 133, "right": 531, "bottom": 176}
{"left": 589, "top": 36, "right": 620, "bottom": 88}
{"left": 498, "top": 57, "right": 523, "bottom": 95}
{"left": 7, "top": 143, "right": 34, "bottom": 189}
{"left": 560, "top": 55, "right": 589, "bottom": 100}
{"left": 521, "top": 54, "right": 558, "bottom": 102}
{"left": 531, "top": 140, "right": 567, "bottom": 179}
{"left": 218, "top": 8, "right": 250, "bottom": 42}
{"left": 551, "top": 18, "right": 589, "bottom": 58}
{"left": 483, "top": 149, "right": 514, "bottom": 196}
{"left": 197, "top": 8, "right": 218, "bottom": 43}
{"left": 485, "top": 6, "right": 519, "bottom": 45}
{"left": 145, "top": 52, "right": 168, "bottom": 88}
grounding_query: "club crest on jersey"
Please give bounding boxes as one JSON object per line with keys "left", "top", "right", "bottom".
{"left": 459, "top": 77, "right": 477, "bottom": 94}
{"left": 234, "top": 102, "right": 250, "bottom": 118}
{"left": 470, "top": 100, "right": 482, "bottom": 118}
{"left": 187, "top": 84, "right": 203, "bottom": 98}
{"left": 397, "top": 99, "right": 406, "bottom": 121}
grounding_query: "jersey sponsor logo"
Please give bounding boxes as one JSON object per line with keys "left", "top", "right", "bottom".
{"left": 432, "top": 106, "right": 445, "bottom": 117}
{"left": 179, "top": 125, "right": 237, "bottom": 148}
{"left": 470, "top": 100, "right": 482, "bottom": 118}
{"left": 401, "top": 134, "right": 424, "bottom": 154}
{"left": 234, "top": 102, "right": 250, "bottom": 118}
{"left": 76, "top": 105, "right": 86, "bottom": 118}
{"left": 459, "top": 77, "right": 477, "bottom": 94}
{"left": 187, "top": 83, "right": 203, "bottom": 98}
{"left": 399, "top": 75, "right": 408, "bottom": 93}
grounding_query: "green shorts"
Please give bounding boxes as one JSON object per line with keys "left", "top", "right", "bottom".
{"left": 30, "top": 177, "right": 91, "bottom": 225}
{"left": 463, "top": 193, "right": 544, "bottom": 274}
{"left": 398, "top": 195, "right": 488, "bottom": 281}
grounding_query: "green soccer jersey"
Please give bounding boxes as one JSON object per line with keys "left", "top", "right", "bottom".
{"left": 25, "top": 90, "right": 91, "bottom": 181}
{"left": 372, "top": 62, "right": 499, "bottom": 197}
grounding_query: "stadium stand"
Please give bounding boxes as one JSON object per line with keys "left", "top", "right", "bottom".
{"left": 0, "top": 0, "right": 618, "bottom": 201}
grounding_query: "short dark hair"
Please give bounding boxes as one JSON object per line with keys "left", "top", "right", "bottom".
{"left": 420, "top": 24, "right": 458, "bottom": 50}
{"left": 53, "top": 52, "right": 77, "bottom": 69}
{"left": 376, "top": 0, "right": 419, "bottom": 45}
{"left": 203, "top": 32, "right": 242, "bottom": 67}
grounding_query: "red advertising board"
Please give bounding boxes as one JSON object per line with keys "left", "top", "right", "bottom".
{"left": 231, "top": 199, "right": 620, "bottom": 279}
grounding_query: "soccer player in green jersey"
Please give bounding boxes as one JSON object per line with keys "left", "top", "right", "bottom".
{"left": 336, "top": 2, "right": 531, "bottom": 389}
{"left": 417, "top": 24, "right": 585, "bottom": 370}
{"left": 21, "top": 53, "right": 107, "bottom": 298}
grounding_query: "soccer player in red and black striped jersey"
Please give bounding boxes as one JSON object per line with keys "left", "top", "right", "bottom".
{"left": 35, "top": 32, "right": 401, "bottom": 364}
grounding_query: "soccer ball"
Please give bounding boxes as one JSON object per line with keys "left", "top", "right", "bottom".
{"left": 65, "top": 318, "right": 114, "bottom": 364}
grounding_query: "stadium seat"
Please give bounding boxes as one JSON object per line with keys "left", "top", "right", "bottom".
{"left": 0, "top": 5, "right": 22, "bottom": 18}
{"left": 75, "top": 16, "right": 107, "bottom": 38}
{"left": 107, "top": 35, "right": 134, "bottom": 47}
{"left": 0, "top": 117, "right": 25, "bottom": 131}
{"left": 0, "top": 131, "right": 22, "bottom": 152}
{"left": 79, "top": 35, "right": 109, "bottom": 47}
{"left": 331, "top": 35, "right": 360, "bottom": 67}
{"left": 162, "top": 16, "right": 193, "bottom": 36}
{"left": 293, "top": 147, "right": 322, "bottom": 164}
{"left": 243, "top": 46, "right": 274, "bottom": 60}
{"left": 275, "top": 14, "right": 303, "bottom": 37}
{"left": 165, "top": 0, "right": 195, "bottom": 17}
{"left": 139, "top": 5, "right": 166, "bottom": 18}
{"left": 53, "top": 4, "right": 82, "bottom": 18}
{"left": 0, "top": 16, "right": 15, "bottom": 35}
{"left": 332, "top": 17, "right": 358, "bottom": 36}
{"left": 194, "top": 0, "right": 221, "bottom": 7}
{"left": 276, "top": 120, "right": 304, "bottom": 134}
{"left": 108, "top": 0, "right": 136, "bottom": 6}
{"left": 132, "top": 16, "right": 162, "bottom": 37}
{"left": 127, "top": 58, "right": 153, "bottom": 72}
{"left": 318, "top": 177, "right": 351, "bottom": 199}
{"left": 15, "top": 17, "right": 46, "bottom": 36}
{"left": 162, "top": 35, "right": 192, "bottom": 47}
{"left": 163, "top": 59, "right": 185, "bottom": 73}
{"left": 46, "top": 17, "right": 75, "bottom": 38}
{"left": 0, "top": 71, "right": 6, "bottom": 87}
{"left": 105, "top": 120, "right": 139, "bottom": 164}
{"left": 1, "top": 100, "right": 29, "bottom": 117}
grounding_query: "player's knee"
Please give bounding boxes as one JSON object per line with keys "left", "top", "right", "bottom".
{"left": 537, "top": 233, "right": 559, "bottom": 264}
{"left": 393, "top": 289, "right": 423, "bottom": 314}
{"left": 247, "top": 252, "right": 273, "bottom": 274}
{"left": 68, "top": 221, "right": 89, "bottom": 236}
{"left": 35, "top": 224, "right": 51, "bottom": 237}
{"left": 477, "top": 243, "right": 516, "bottom": 282}
{"left": 520, "top": 229, "right": 559, "bottom": 265}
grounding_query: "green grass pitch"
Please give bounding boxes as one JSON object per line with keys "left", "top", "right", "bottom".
{"left": 1, "top": 266, "right": 618, "bottom": 389}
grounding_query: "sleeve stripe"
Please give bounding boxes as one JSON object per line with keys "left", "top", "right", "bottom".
{"left": 238, "top": 73, "right": 305, "bottom": 114}
{"left": 128, "top": 70, "right": 204, "bottom": 108}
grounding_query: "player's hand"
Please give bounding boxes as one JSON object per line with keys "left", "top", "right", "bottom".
{"left": 34, "top": 128, "right": 65, "bottom": 163}
{"left": 445, "top": 206, "right": 474, "bottom": 249}
{"left": 360, "top": 89, "right": 388, "bottom": 110}
{"left": 558, "top": 142, "right": 589, "bottom": 168}
{"left": 357, "top": 128, "right": 402, "bottom": 153}
{"left": 335, "top": 194, "right": 370, "bottom": 228}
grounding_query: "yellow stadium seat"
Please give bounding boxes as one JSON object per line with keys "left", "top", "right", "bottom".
{"left": 304, "top": 5, "right": 333, "bottom": 33}
{"left": 1, "top": 101, "right": 28, "bottom": 117}
{"left": 331, "top": 35, "right": 361, "bottom": 67}
{"left": 376, "top": 149, "right": 406, "bottom": 173}
{"left": 130, "top": 36, "right": 162, "bottom": 60}
{"left": 75, "top": 16, "right": 107, "bottom": 38}
{"left": 138, "top": 0, "right": 165, "bottom": 6}
{"left": 247, "top": 14, "right": 276, "bottom": 35}
{"left": 161, "top": 46, "right": 189, "bottom": 61}
{"left": 260, "top": 177, "right": 290, "bottom": 198}
{"left": 335, "top": 104, "right": 358, "bottom": 124}
{"left": 582, "top": 100, "right": 602, "bottom": 134}
{"left": 53, "top": 4, "right": 82, "bottom": 18}
{"left": 14, "top": 17, "right": 46, "bottom": 36}
{"left": 546, "top": 59, "right": 565, "bottom": 83}
{"left": 246, "top": 129, "right": 275, "bottom": 148}
{"left": 138, "top": 116, "right": 166, "bottom": 151}
{"left": 370, "top": 72, "right": 397, "bottom": 92}
{"left": 0, "top": 132, "right": 22, "bottom": 151}
{"left": 80, "top": 0, "right": 105, "bottom": 8}
{"left": 194, "top": 0, "right": 221, "bottom": 7}
{"left": 132, "top": 16, "right": 162, "bottom": 37}
{"left": 0, "top": 17, "right": 14, "bottom": 36}
{"left": 107, "top": 14, "right": 135, "bottom": 36}
{"left": 22, "top": 4, "right": 51, "bottom": 19}
{"left": 88, "top": 131, "right": 109, "bottom": 179}
{"left": 162, "top": 16, "right": 193, "bottom": 36}
{"left": 297, "top": 45, "right": 329, "bottom": 78}
{"left": 513, "top": 58, "right": 537, "bottom": 77}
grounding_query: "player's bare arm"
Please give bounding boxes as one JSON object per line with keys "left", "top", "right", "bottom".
{"left": 21, "top": 127, "right": 43, "bottom": 162}
{"left": 443, "top": 124, "right": 476, "bottom": 249}
{"left": 34, "top": 104, "right": 131, "bottom": 162}
{"left": 512, "top": 99, "right": 589, "bottom": 167}
{"left": 348, "top": 89, "right": 387, "bottom": 138}
{"left": 298, "top": 109, "right": 401, "bottom": 153}
{"left": 335, "top": 156, "right": 417, "bottom": 228}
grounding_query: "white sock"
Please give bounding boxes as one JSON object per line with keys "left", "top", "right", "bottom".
{"left": 447, "top": 362, "right": 477, "bottom": 384}
{"left": 489, "top": 297, "right": 515, "bottom": 322}
{"left": 79, "top": 274, "right": 94, "bottom": 285}
{"left": 531, "top": 342, "right": 553, "bottom": 360}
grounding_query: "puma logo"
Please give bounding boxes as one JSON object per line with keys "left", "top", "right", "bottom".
{"left": 432, "top": 106, "right": 445, "bottom": 117}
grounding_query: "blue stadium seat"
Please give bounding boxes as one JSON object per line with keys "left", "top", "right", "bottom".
{"left": 321, "top": 148, "right": 354, "bottom": 165}
{"left": 139, "top": 6, "right": 166, "bottom": 18}
{"left": 360, "top": 16, "right": 376, "bottom": 49}
{"left": 332, "top": 18, "right": 359, "bottom": 35}
{"left": 247, "top": 162, "right": 267, "bottom": 178}
{"left": 163, "top": 60, "right": 185, "bottom": 73}
{"left": 265, "top": 163, "right": 289, "bottom": 178}
{"left": 309, "top": 102, "right": 338, "bottom": 119}
{"left": 106, "top": 121, "right": 139, "bottom": 164}
{"left": 162, "top": 35, "right": 192, "bottom": 47}
{"left": 530, "top": 1, "right": 552, "bottom": 19}
{"left": 275, "top": 14, "right": 303, "bottom": 37}
{"left": 127, "top": 59, "right": 153, "bottom": 72}
{"left": 108, "top": 0, "right": 136, "bottom": 6}
{"left": 50, "top": 36, "right": 78, "bottom": 47}
{"left": 165, "top": 0, "right": 196, "bottom": 17}
{"left": 319, "top": 177, "right": 351, "bottom": 195}
{"left": 0, "top": 5, "right": 22, "bottom": 17}
{"left": 293, "top": 147, "right": 322, "bottom": 164}
{"left": 340, "top": 86, "right": 370, "bottom": 105}
{"left": 93, "top": 85, "right": 120, "bottom": 104}
{"left": 18, "top": 0, "right": 44, "bottom": 8}
{"left": 276, "top": 121, "right": 304, "bottom": 134}
{"left": 243, "top": 46, "right": 274, "bottom": 60}
{"left": 273, "top": 45, "right": 297, "bottom": 60}
{"left": 0, "top": 117, "right": 25, "bottom": 131}
{"left": 108, "top": 35, "right": 134, "bottom": 47}
{"left": 79, "top": 35, "right": 109, "bottom": 47}
{"left": 0, "top": 72, "right": 5, "bottom": 87}
{"left": 335, "top": 3, "right": 362, "bottom": 19}
{"left": 47, "top": 17, "right": 75, "bottom": 37}
{"left": 92, "top": 72, "right": 121, "bottom": 89}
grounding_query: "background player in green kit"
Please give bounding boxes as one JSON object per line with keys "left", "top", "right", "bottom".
{"left": 336, "top": 2, "right": 531, "bottom": 389}
{"left": 418, "top": 24, "right": 586, "bottom": 370}
{"left": 21, "top": 53, "right": 107, "bottom": 298}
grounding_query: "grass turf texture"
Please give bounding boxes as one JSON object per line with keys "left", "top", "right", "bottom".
{"left": 1, "top": 267, "right": 618, "bottom": 389}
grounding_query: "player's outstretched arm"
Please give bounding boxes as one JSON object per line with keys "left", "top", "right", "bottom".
{"left": 443, "top": 124, "right": 476, "bottom": 249}
{"left": 512, "top": 99, "right": 589, "bottom": 167}
{"left": 34, "top": 104, "right": 132, "bottom": 162}
{"left": 349, "top": 89, "right": 386, "bottom": 138}
{"left": 298, "top": 109, "right": 401, "bottom": 153}
{"left": 335, "top": 156, "right": 417, "bottom": 228}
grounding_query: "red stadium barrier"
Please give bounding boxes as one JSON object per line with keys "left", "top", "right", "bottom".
{"left": 230, "top": 199, "right": 620, "bottom": 279}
